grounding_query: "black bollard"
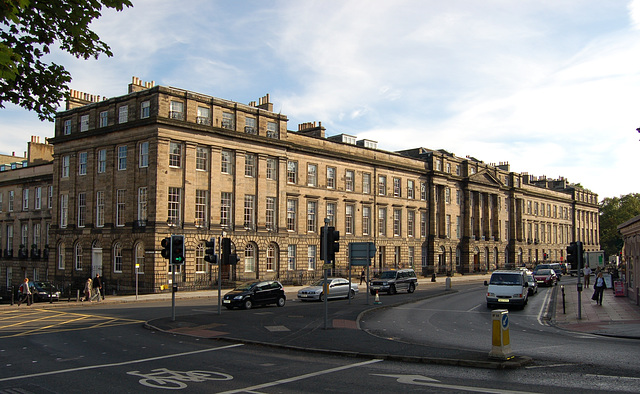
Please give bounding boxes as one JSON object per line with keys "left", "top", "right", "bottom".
{"left": 561, "top": 285, "right": 565, "bottom": 314}
{"left": 431, "top": 273, "right": 436, "bottom": 282}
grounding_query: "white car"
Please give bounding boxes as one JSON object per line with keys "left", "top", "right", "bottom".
{"left": 297, "top": 278, "right": 359, "bottom": 301}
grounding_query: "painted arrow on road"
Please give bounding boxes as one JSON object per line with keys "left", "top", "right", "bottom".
{"left": 371, "top": 374, "right": 538, "bottom": 394}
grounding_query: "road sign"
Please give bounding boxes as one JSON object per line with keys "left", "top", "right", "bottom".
{"left": 348, "top": 242, "right": 376, "bottom": 266}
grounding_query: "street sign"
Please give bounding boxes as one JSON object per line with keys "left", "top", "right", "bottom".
{"left": 348, "top": 242, "right": 376, "bottom": 266}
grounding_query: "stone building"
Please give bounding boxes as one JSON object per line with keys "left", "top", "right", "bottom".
{"left": 45, "top": 77, "right": 600, "bottom": 293}
{"left": 0, "top": 137, "right": 53, "bottom": 295}
{"left": 619, "top": 214, "right": 640, "bottom": 303}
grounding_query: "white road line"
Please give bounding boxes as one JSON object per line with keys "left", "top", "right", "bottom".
{"left": 0, "top": 344, "right": 243, "bottom": 383}
{"left": 537, "top": 287, "right": 553, "bottom": 326}
{"left": 217, "top": 359, "right": 384, "bottom": 394}
{"left": 585, "top": 374, "right": 640, "bottom": 381}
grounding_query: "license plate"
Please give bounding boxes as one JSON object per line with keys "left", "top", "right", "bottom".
{"left": 498, "top": 298, "right": 509, "bottom": 303}
{"left": 223, "top": 300, "right": 231, "bottom": 304}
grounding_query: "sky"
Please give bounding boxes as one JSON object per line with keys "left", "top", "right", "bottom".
{"left": 1, "top": 0, "right": 639, "bottom": 201}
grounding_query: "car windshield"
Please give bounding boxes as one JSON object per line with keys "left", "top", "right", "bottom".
{"left": 33, "top": 282, "right": 59, "bottom": 291}
{"left": 536, "top": 269, "right": 553, "bottom": 275}
{"left": 490, "top": 273, "right": 522, "bottom": 285}
{"left": 379, "top": 271, "right": 397, "bottom": 279}
{"left": 311, "top": 279, "right": 331, "bottom": 286}
{"left": 235, "top": 282, "right": 258, "bottom": 291}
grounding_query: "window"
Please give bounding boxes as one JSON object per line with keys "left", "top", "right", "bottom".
{"left": 266, "top": 157, "right": 277, "bottom": 180}
{"left": 307, "top": 164, "right": 317, "bottom": 187}
{"left": 80, "top": 114, "right": 89, "bottom": 132}
{"left": 197, "top": 106, "right": 211, "bottom": 125}
{"left": 194, "top": 190, "right": 207, "bottom": 227}
{"left": 266, "top": 244, "right": 276, "bottom": 271}
{"left": 75, "top": 243, "right": 83, "bottom": 271}
{"left": 407, "top": 180, "right": 414, "bottom": 199}
{"left": 113, "top": 243, "right": 123, "bottom": 273}
{"left": 21, "top": 223, "right": 27, "bottom": 247}
{"left": 168, "top": 187, "right": 182, "bottom": 226}
{"left": 138, "top": 187, "right": 147, "bottom": 224}
{"left": 63, "top": 119, "right": 72, "bottom": 135}
{"left": 378, "top": 175, "right": 386, "bottom": 196}
{"left": 117, "top": 145, "right": 127, "bottom": 170}
{"left": 33, "top": 223, "right": 40, "bottom": 249}
{"left": 97, "top": 149, "right": 106, "bottom": 173}
{"left": 0, "top": 193, "right": 3, "bottom": 211}
{"left": 196, "top": 146, "right": 208, "bottom": 171}
{"left": 221, "top": 150, "right": 233, "bottom": 174}
{"left": 456, "top": 216, "right": 461, "bottom": 239}
{"left": 78, "top": 152, "right": 87, "bottom": 175}
{"left": 99, "top": 111, "right": 108, "bottom": 127}
{"left": 287, "top": 161, "right": 298, "bottom": 184}
{"left": 326, "top": 202, "right": 336, "bottom": 227}
{"left": 345, "top": 204, "right": 354, "bottom": 234}
{"left": 420, "top": 182, "right": 427, "bottom": 200}
{"left": 140, "top": 100, "right": 150, "bottom": 119}
{"left": 61, "top": 155, "right": 70, "bottom": 177}
{"left": 8, "top": 190, "right": 14, "bottom": 211}
{"left": 378, "top": 208, "right": 387, "bottom": 236}
{"left": 96, "top": 191, "right": 105, "bottom": 227}
{"left": 22, "top": 188, "right": 29, "bottom": 211}
{"left": 116, "top": 189, "right": 126, "bottom": 227}
{"left": 245, "top": 153, "right": 256, "bottom": 177}
{"left": 407, "top": 210, "right": 415, "bottom": 237}
{"left": 362, "top": 172, "right": 371, "bottom": 194}
{"left": 307, "top": 201, "right": 317, "bottom": 232}
{"left": 267, "top": 121, "right": 278, "bottom": 138}
{"left": 35, "top": 187, "right": 41, "bottom": 210}
{"left": 446, "top": 163, "right": 451, "bottom": 173}
{"left": 445, "top": 187, "right": 451, "bottom": 204}
{"left": 244, "top": 117, "right": 256, "bottom": 134}
{"left": 393, "top": 178, "right": 401, "bottom": 197}
{"left": 48, "top": 186, "right": 53, "bottom": 208}
{"left": 266, "top": 197, "right": 276, "bottom": 231}
{"left": 287, "top": 244, "right": 296, "bottom": 270}
{"left": 326, "top": 167, "right": 336, "bottom": 189}
{"left": 307, "top": 245, "right": 316, "bottom": 270}
{"left": 135, "top": 242, "right": 145, "bottom": 274}
{"left": 286, "top": 199, "right": 297, "bottom": 231}
{"left": 435, "top": 159, "right": 442, "bottom": 171}
{"left": 446, "top": 214, "right": 451, "bottom": 238}
{"left": 345, "top": 170, "right": 354, "bottom": 192}
{"left": 220, "top": 192, "right": 233, "bottom": 228}
{"left": 222, "top": 112, "right": 234, "bottom": 129}
{"left": 245, "top": 244, "right": 255, "bottom": 272}
{"left": 169, "top": 142, "right": 181, "bottom": 167}
{"left": 244, "top": 195, "right": 255, "bottom": 229}
{"left": 77, "top": 192, "right": 86, "bottom": 227}
{"left": 57, "top": 242, "right": 65, "bottom": 270}
{"left": 139, "top": 142, "right": 149, "bottom": 168}
{"left": 118, "top": 105, "right": 128, "bottom": 123}
{"left": 170, "top": 101, "right": 184, "bottom": 120}
{"left": 5, "top": 224, "right": 13, "bottom": 254}
{"left": 59, "top": 194, "right": 68, "bottom": 228}
{"left": 393, "top": 209, "right": 401, "bottom": 236}
{"left": 456, "top": 165, "right": 461, "bottom": 176}
{"left": 362, "top": 206, "right": 371, "bottom": 235}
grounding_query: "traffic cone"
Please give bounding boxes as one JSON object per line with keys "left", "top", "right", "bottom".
{"left": 374, "top": 290, "right": 382, "bottom": 305}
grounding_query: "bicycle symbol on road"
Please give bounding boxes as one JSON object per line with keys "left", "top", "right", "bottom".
{"left": 127, "top": 368, "right": 233, "bottom": 390}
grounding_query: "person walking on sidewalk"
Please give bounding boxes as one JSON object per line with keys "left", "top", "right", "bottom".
{"left": 360, "top": 269, "right": 365, "bottom": 285}
{"left": 583, "top": 265, "right": 592, "bottom": 288}
{"left": 83, "top": 278, "right": 93, "bottom": 302}
{"left": 92, "top": 273, "right": 103, "bottom": 302}
{"left": 592, "top": 272, "right": 607, "bottom": 305}
{"left": 17, "top": 278, "right": 32, "bottom": 306}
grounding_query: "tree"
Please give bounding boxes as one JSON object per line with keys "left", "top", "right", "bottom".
{"left": 599, "top": 193, "right": 640, "bottom": 258}
{"left": 0, "top": 0, "right": 132, "bottom": 121}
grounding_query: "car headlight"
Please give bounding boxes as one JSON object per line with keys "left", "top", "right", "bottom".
{"left": 233, "top": 295, "right": 244, "bottom": 300}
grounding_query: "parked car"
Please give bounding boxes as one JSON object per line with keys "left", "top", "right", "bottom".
{"left": 533, "top": 269, "right": 557, "bottom": 287}
{"left": 484, "top": 270, "right": 529, "bottom": 309}
{"left": 29, "top": 281, "right": 62, "bottom": 302}
{"left": 222, "top": 280, "right": 286, "bottom": 310}
{"left": 549, "top": 263, "right": 563, "bottom": 279}
{"left": 369, "top": 269, "right": 418, "bottom": 295}
{"left": 525, "top": 274, "right": 538, "bottom": 296}
{"left": 297, "top": 278, "right": 358, "bottom": 301}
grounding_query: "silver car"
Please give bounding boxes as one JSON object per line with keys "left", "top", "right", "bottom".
{"left": 297, "top": 278, "right": 359, "bottom": 301}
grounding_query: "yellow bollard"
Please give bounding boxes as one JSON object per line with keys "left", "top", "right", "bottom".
{"left": 489, "top": 309, "right": 513, "bottom": 360}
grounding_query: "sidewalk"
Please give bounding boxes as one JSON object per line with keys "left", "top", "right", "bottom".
{"left": 552, "top": 279, "right": 640, "bottom": 339}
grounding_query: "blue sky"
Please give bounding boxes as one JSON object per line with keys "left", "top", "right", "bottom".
{"left": 2, "top": 0, "right": 639, "bottom": 200}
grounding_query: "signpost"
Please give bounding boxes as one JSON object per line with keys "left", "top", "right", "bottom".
{"left": 349, "top": 242, "right": 376, "bottom": 304}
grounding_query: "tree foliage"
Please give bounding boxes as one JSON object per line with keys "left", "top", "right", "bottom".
{"left": 599, "top": 193, "right": 640, "bottom": 257}
{"left": 0, "top": 0, "right": 132, "bottom": 121}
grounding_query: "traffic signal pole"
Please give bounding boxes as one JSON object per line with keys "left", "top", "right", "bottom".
{"left": 323, "top": 218, "right": 329, "bottom": 330}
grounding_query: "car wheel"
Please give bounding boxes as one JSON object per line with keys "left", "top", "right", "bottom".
{"left": 276, "top": 296, "right": 286, "bottom": 307}
{"left": 389, "top": 285, "right": 396, "bottom": 295}
{"left": 407, "top": 283, "right": 415, "bottom": 293}
{"left": 243, "top": 299, "right": 253, "bottom": 310}
{"left": 348, "top": 290, "right": 355, "bottom": 299}
{"left": 319, "top": 293, "right": 324, "bottom": 302}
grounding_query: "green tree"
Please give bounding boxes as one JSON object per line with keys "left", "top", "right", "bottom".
{"left": 599, "top": 193, "right": 640, "bottom": 257}
{"left": 0, "top": 0, "right": 132, "bottom": 121}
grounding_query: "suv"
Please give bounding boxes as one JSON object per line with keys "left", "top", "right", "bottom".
{"left": 369, "top": 269, "right": 418, "bottom": 295}
{"left": 223, "top": 280, "right": 286, "bottom": 310}
{"left": 484, "top": 270, "right": 529, "bottom": 309}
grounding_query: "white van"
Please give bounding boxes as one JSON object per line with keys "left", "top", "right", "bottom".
{"left": 484, "top": 270, "right": 529, "bottom": 309}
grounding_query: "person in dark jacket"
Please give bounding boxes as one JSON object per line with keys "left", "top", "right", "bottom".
{"left": 592, "top": 272, "right": 607, "bottom": 305}
{"left": 93, "top": 273, "right": 103, "bottom": 301}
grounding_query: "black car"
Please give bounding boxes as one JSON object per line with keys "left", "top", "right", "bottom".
{"left": 223, "top": 280, "right": 286, "bottom": 310}
{"left": 369, "top": 269, "right": 418, "bottom": 295}
{"left": 29, "top": 281, "right": 61, "bottom": 302}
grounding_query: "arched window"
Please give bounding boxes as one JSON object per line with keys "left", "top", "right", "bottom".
{"left": 266, "top": 243, "right": 278, "bottom": 272}
{"left": 245, "top": 243, "right": 255, "bottom": 272}
{"left": 58, "top": 242, "right": 65, "bottom": 270}
{"left": 75, "top": 242, "right": 83, "bottom": 271}
{"left": 135, "top": 242, "right": 145, "bottom": 274}
{"left": 113, "top": 242, "right": 123, "bottom": 273}
{"left": 195, "top": 242, "right": 205, "bottom": 273}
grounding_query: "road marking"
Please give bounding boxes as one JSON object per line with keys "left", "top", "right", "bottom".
{"left": 217, "top": 359, "right": 383, "bottom": 394}
{"left": 373, "top": 373, "right": 539, "bottom": 393}
{"left": 536, "top": 287, "right": 553, "bottom": 326}
{"left": 525, "top": 363, "right": 575, "bottom": 369}
{"left": 0, "top": 344, "right": 243, "bottom": 383}
{"left": 585, "top": 374, "right": 640, "bottom": 381}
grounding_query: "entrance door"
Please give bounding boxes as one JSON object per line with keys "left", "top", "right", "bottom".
{"left": 92, "top": 247, "right": 103, "bottom": 277}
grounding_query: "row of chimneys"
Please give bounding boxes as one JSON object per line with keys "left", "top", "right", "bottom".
{"left": 131, "top": 76, "right": 155, "bottom": 89}
{"left": 69, "top": 89, "right": 102, "bottom": 103}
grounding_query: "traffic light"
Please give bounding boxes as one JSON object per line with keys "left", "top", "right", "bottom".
{"left": 204, "top": 238, "right": 216, "bottom": 264}
{"left": 566, "top": 241, "right": 583, "bottom": 270}
{"left": 161, "top": 237, "right": 171, "bottom": 260}
{"left": 327, "top": 227, "right": 340, "bottom": 262}
{"left": 221, "top": 237, "right": 231, "bottom": 265}
{"left": 228, "top": 253, "right": 240, "bottom": 265}
{"left": 170, "top": 235, "right": 185, "bottom": 265}
{"left": 320, "top": 227, "right": 327, "bottom": 261}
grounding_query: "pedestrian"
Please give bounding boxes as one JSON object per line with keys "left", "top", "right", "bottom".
{"left": 592, "top": 272, "right": 607, "bottom": 305}
{"left": 83, "top": 277, "right": 93, "bottom": 302}
{"left": 360, "top": 269, "right": 365, "bottom": 285}
{"left": 583, "top": 265, "right": 592, "bottom": 288}
{"left": 92, "top": 273, "right": 103, "bottom": 302}
{"left": 17, "top": 278, "right": 32, "bottom": 306}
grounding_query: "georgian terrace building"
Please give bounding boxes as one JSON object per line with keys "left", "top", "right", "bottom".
{"left": 47, "top": 77, "right": 600, "bottom": 293}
